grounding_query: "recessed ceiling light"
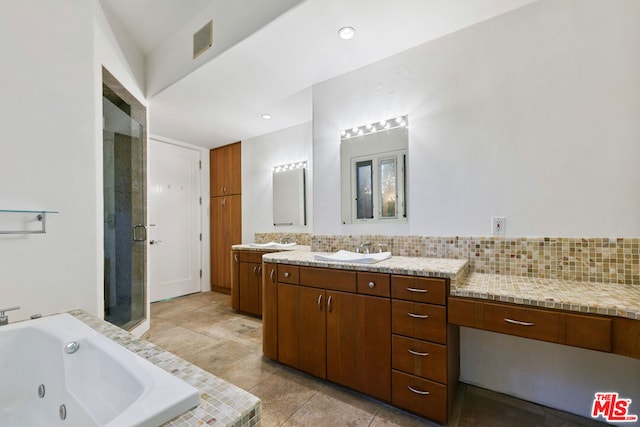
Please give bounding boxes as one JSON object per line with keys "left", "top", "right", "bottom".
{"left": 262, "top": 114, "right": 272, "bottom": 120}
{"left": 338, "top": 26, "right": 355, "bottom": 40}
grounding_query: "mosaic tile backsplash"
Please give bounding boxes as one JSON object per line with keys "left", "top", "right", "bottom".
{"left": 310, "top": 235, "right": 640, "bottom": 285}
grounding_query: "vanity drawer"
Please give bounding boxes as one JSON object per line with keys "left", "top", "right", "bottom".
{"left": 392, "top": 370, "right": 447, "bottom": 424}
{"left": 300, "top": 266, "right": 356, "bottom": 292}
{"left": 392, "top": 300, "right": 447, "bottom": 344}
{"left": 277, "top": 265, "right": 299, "bottom": 284}
{"left": 391, "top": 276, "right": 446, "bottom": 305}
{"left": 481, "top": 302, "right": 560, "bottom": 343}
{"left": 564, "top": 313, "right": 611, "bottom": 352}
{"left": 357, "top": 272, "right": 390, "bottom": 297}
{"left": 238, "top": 250, "right": 264, "bottom": 263}
{"left": 392, "top": 335, "right": 447, "bottom": 384}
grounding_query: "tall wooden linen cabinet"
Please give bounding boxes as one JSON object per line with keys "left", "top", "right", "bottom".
{"left": 210, "top": 142, "right": 242, "bottom": 293}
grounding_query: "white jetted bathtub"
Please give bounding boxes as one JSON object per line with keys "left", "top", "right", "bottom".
{"left": 0, "top": 313, "right": 200, "bottom": 426}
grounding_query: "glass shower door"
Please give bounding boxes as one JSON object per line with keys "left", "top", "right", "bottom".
{"left": 103, "top": 95, "right": 146, "bottom": 330}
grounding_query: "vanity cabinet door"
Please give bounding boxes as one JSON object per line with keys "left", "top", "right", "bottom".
{"left": 326, "top": 290, "right": 356, "bottom": 389}
{"left": 298, "top": 286, "right": 327, "bottom": 379}
{"left": 239, "top": 261, "right": 261, "bottom": 315}
{"left": 262, "top": 263, "right": 278, "bottom": 360}
{"left": 355, "top": 295, "right": 391, "bottom": 401}
{"left": 278, "top": 283, "right": 327, "bottom": 378}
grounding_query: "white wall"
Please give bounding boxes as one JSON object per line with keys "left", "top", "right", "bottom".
{"left": 310, "top": 0, "right": 640, "bottom": 419}
{"left": 0, "top": 0, "right": 147, "bottom": 325}
{"left": 313, "top": 0, "right": 640, "bottom": 238}
{"left": 242, "top": 122, "right": 313, "bottom": 243}
{"left": 146, "top": 0, "right": 303, "bottom": 97}
{"left": 0, "top": 0, "right": 99, "bottom": 321}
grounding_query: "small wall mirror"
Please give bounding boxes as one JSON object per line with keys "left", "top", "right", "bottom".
{"left": 273, "top": 165, "right": 307, "bottom": 226}
{"left": 341, "top": 116, "right": 408, "bottom": 224}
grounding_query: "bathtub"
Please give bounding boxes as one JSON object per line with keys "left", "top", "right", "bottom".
{"left": 0, "top": 313, "right": 200, "bottom": 427}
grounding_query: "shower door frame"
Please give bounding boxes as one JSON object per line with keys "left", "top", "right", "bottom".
{"left": 102, "top": 67, "right": 147, "bottom": 331}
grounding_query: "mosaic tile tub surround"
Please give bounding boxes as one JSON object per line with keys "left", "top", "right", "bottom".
{"left": 69, "top": 310, "right": 261, "bottom": 427}
{"left": 310, "top": 235, "right": 640, "bottom": 285}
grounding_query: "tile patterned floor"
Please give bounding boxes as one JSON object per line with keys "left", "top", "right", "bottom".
{"left": 142, "top": 292, "right": 604, "bottom": 427}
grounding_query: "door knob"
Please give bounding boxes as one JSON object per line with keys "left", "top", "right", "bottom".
{"left": 149, "top": 240, "right": 162, "bottom": 245}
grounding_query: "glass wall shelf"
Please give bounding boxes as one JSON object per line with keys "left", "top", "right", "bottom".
{"left": 0, "top": 210, "right": 59, "bottom": 234}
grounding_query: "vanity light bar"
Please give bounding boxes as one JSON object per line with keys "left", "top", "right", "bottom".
{"left": 341, "top": 115, "right": 408, "bottom": 140}
{"left": 273, "top": 161, "right": 308, "bottom": 173}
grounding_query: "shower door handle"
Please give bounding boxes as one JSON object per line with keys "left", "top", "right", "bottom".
{"left": 132, "top": 224, "right": 147, "bottom": 242}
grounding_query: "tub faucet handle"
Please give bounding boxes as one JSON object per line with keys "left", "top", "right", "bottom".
{"left": 0, "top": 306, "right": 20, "bottom": 326}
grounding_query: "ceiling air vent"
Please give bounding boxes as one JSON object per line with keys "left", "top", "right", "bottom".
{"left": 193, "top": 20, "right": 213, "bottom": 59}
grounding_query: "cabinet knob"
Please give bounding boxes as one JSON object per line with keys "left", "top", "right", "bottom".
{"left": 284, "top": 272, "right": 290, "bottom": 278}
{"left": 368, "top": 281, "right": 375, "bottom": 289}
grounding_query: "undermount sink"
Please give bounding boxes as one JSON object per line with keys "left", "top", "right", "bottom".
{"left": 314, "top": 250, "right": 391, "bottom": 264}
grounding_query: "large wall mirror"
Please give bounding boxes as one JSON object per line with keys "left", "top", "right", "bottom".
{"left": 340, "top": 116, "right": 408, "bottom": 224}
{"left": 273, "top": 164, "right": 307, "bottom": 226}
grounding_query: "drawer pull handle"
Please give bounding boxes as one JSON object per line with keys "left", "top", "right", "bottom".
{"left": 234, "top": 253, "right": 239, "bottom": 263}
{"left": 253, "top": 266, "right": 258, "bottom": 275}
{"left": 284, "top": 272, "right": 290, "bottom": 278}
{"left": 408, "top": 312, "right": 429, "bottom": 319}
{"left": 504, "top": 318, "right": 535, "bottom": 327}
{"left": 270, "top": 269, "right": 275, "bottom": 284}
{"left": 406, "top": 287, "right": 427, "bottom": 293}
{"left": 408, "top": 386, "right": 430, "bottom": 396}
{"left": 368, "top": 282, "right": 375, "bottom": 289}
{"left": 408, "top": 349, "right": 429, "bottom": 357}
{"left": 327, "top": 295, "right": 332, "bottom": 312}
{"left": 317, "top": 294, "right": 323, "bottom": 311}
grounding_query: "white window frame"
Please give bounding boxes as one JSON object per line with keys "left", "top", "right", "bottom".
{"left": 350, "top": 149, "right": 406, "bottom": 223}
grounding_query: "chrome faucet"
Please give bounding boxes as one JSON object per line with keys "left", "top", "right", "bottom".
{"left": 356, "top": 242, "right": 372, "bottom": 254}
{"left": 0, "top": 306, "right": 20, "bottom": 326}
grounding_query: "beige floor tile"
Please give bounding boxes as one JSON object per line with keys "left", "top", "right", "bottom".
{"left": 182, "top": 339, "right": 255, "bottom": 374}
{"left": 249, "top": 367, "right": 325, "bottom": 421}
{"left": 214, "top": 353, "right": 282, "bottom": 391}
{"left": 370, "top": 404, "right": 440, "bottom": 427}
{"left": 283, "top": 385, "right": 378, "bottom": 427}
{"left": 146, "top": 292, "right": 603, "bottom": 427}
{"left": 143, "top": 325, "right": 218, "bottom": 358}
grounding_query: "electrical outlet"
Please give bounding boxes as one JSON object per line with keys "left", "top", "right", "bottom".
{"left": 492, "top": 216, "right": 505, "bottom": 235}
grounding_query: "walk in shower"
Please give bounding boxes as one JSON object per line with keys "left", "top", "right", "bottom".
{"left": 102, "top": 69, "right": 146, "bottom": 330}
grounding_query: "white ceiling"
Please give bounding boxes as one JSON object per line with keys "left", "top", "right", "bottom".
{"left": 101, "top": 0, "right": 537, "bottom": 149}
{"left": 100, "top": 0, "right": 213, "bottom": 55}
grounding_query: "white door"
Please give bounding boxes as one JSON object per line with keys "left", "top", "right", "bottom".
{"left": 148, "top": 139, "right": 201, "bottom": 302}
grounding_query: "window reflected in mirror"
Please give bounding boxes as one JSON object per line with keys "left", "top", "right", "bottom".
{"left": 356, "top": 160, "right": 373, "bottom": 219}
{"left": 340, "top": 116, "right": 408, "bottom": 224}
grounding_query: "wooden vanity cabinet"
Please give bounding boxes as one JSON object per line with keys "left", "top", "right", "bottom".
{"left": 390, "top": 275, "right": 458, "bottom": 424}
{"left": 210, "top": 142, "right": 241, "bottom": 293}
{"left": 231, "top": 250, "right": 264, "bottom": 316}
{"left": 210, "top": 142, "right": 241, "bottom": 197}
{"left": 448, "top": 297, "right": 615, "bottom": 353}
{"left": 265, "top": 264, "right": 392, "bottom": 403}
{"left": 262, "top": 263, "right": 278, "bottom": 360}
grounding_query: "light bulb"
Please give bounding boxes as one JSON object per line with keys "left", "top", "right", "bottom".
{"left": 338, "top": 26, "right": 355, "bottom": 40}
